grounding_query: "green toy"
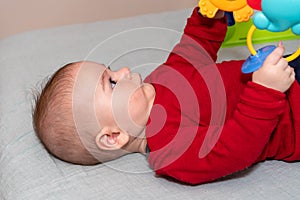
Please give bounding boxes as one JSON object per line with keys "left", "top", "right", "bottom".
{"left": 222, "top": 20, "right": 300, "bottom": 48}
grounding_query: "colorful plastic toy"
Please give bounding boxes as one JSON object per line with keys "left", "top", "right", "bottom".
{"left": 199, "top": 0, "right": 253, "bottom": 22}
{"left": 251, "top": 0, "right": 300, "bottom": 34}
{"left": 242, "top": 0, "right": 300, "bottom": 73}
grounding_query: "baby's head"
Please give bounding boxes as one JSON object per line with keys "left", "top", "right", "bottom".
{"left": 33, "top": 61, "right": 154, "bottom": 165}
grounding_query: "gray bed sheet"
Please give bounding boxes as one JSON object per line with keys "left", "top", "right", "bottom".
{"left": 0, "top": 8, "right": 299, "bottom": 200}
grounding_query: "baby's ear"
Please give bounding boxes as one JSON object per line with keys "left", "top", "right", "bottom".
{"left": 95, "top": 129, "right": 129, "bottom": 151}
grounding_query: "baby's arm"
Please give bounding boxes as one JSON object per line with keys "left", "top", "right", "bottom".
{"left": 164, "top": 7, "right": 227, "bottom": 64}
{"left": 252, "top": 43, "right": 295, "bottom": 92}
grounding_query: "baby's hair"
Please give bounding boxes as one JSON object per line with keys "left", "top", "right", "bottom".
{"left": 32, "top": 62, "right": 99, "bottom": 165}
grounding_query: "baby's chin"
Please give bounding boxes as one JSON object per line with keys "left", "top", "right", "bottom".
{"left": 131, "top": 73, "right": 142, "bottom": 85}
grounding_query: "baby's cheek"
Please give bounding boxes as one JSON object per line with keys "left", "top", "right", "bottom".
{"left": 128, "top": 96, "right": 139, "bottom": 122}
{"left": 130, "top": 102, "right": 149, "bottom": 129}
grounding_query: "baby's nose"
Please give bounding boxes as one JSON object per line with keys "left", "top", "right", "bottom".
{"left": 119, "top": 67, "right": 130, "bottom": 75}
{"left": 112, "top": 67, "right": 131, "bottom": 81}
{"left": 119, "top": 67, "right": 131, "bottom": 78}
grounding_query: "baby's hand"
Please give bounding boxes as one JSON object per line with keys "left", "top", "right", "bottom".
{"left": 214, "top": 10, "right": 225, "bottom": 19}
{"left": 252, "top": 43, "right": 295, "bottom": 93}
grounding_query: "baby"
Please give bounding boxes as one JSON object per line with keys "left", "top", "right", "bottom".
{"left": 33, "top": 7, "right": 300, "bottom": 184}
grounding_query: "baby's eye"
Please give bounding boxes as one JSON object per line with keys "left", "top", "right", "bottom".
{"left": 109, "top": 78, "right": 116, "bottom": 89}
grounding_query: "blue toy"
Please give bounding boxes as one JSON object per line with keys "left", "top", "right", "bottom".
{"left": 242, "top": 45, "right": 276, "bottom": 73}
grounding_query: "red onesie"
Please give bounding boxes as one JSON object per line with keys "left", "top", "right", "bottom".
{"left": 144, "top": 7, "right": 300, "bottom": 185}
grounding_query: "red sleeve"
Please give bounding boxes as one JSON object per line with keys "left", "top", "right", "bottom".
{"left": 147, "top": 82, "right": 287, "bottom": 185}
{"left": 164, "top": 7, "right": 227, "bottom": 64}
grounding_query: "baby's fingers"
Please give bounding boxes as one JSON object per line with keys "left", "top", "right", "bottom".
{"left": 264, "top": 44, "right": 285, "bottom": 65}
{"left": 286, "top": 66, "right": 295, "bottom": 78}
{"left": 277, "top": 57, "right": 289, "bottom": 70}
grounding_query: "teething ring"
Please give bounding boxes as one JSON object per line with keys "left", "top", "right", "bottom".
{"left": 247, "top": 25, "right": 300, "bottom": 62}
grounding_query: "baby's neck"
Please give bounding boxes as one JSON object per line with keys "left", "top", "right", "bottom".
{"left": 122, "top": 129, "right": 147, "bottom": 154}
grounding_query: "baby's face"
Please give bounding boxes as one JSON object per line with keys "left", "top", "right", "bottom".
{"left": 72, "top": 61, "right": 155, "bottom": 142}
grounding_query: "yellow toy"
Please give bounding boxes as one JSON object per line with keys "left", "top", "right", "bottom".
{"left": 246, "top": 25, "right": 300, "bottom": 62}
{"left": 199, "top": 0, "right": 253, "bottom": 22}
